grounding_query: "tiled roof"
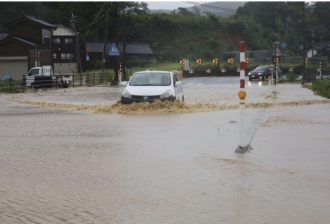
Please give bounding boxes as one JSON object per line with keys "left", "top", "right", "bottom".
{"left": 3, "top": 14, "right": 57, "bottom": 29}
{"left": 13, "top": 36, "right": 41, "bottom": 47}
{"left": 85, "top": 42, "right": 154, "bottom": 55}
{"left": 0, "top": 33, "right": 42, "bottom": 47}
{"left": 25, "top": 15, "right": 57, "bottom": 29}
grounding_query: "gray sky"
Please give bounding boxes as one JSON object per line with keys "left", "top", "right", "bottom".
{"left": 146, "top": 1, "right": 204, "bottom": 10}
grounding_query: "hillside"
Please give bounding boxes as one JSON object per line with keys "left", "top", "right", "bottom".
{"left": 150, "top": 1, "right": 246, "bottom": 18}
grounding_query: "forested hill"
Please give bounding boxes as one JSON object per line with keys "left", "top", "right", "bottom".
{"left": 150, "top": 2, "right": 246, "bottom": 18}
{"left": 0, "top": 2, "right": 329, "bottom": 63}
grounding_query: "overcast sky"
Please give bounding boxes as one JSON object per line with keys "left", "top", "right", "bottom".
{"left": 146, "top": 1, "right": 205, "bottom": 10}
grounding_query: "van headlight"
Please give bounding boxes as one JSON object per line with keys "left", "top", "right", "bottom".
{"left": 122, "top": 89, "right": 131, "bottom": 98}
{"left": 160, "top": 90, "right": 172, "bottom": 99}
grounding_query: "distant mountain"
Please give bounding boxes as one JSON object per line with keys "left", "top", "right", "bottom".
{"left": 149, "top": 2, "right": 246, "bottom": 18}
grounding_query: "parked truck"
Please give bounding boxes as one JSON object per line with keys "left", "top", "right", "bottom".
{"left": 23, "top": 66, "right": 68, "bottom": 88}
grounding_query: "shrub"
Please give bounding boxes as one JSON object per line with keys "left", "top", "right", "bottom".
{"left": 286, "top": 72, "right": 298, "bottom": 82}
{"left": 311, "top": 78, "right": 330, "bottom": 99}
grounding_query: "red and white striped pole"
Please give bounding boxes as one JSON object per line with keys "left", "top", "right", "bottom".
{"left": 236, "top": 41, "right": 247, "bottom": 153}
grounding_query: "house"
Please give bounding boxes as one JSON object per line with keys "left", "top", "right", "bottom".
{"left": 221, "top": 50, "right": 272, "bottom": 63}
{"left": 0, "top": 14, "right": 57, "bottom": 79}
{"left": 299, "top": 45, "right": 324, "bottom": 58}
{"left": 84, "top": 41, "right": 155, "bottom": 63}
{"left": 52, "top": 24, "right": 80, "bottom": 74}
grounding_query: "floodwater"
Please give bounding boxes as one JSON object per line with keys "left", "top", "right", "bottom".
{"left": 1, "top": 81, "right": 330, "bottom": 224}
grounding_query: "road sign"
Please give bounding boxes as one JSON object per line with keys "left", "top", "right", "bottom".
{"left": 196, "top": 59, "right": 201, "bottom": 64}
{"left": 206, "top": 69, "right": 211, "bottom": 73}
{"left": 86, "top": 54, "right": 89, "bottom": 61}
{"left": 245, "top": 58, "right": 249, "bottom": 63}
{"left": 237, "top": 69, "right": 240, "bottom": 72}
{"left": 213, "top": 58, "right": 218, "bottom": 64}
{"left": 221, "top": 69, "right": 226, "bottom": 73}
{"left": 275, "top": 58, "right": 279, "bottom": 63}
{"left": 108, "top": 43, "right": 120, "bottom": 56}
{"left": 86, "top": 47, "right": 90, "bottom": 53}
{"left": 281, "top": 43, "right": 286, "bottom": 48}
{"left": 273, "top": 41, "right": 281, "bottom": 48}
{"left": 305, "top": 58, "right": 308, "bottom": 63}
{"left": 180, "top": 59, "right": 184, "bottom": 65}
{"left": 184, "top": 59, "right": 189, "bottom": 71}
{"left": 228, "top": 58, "right": 233, "bottom": 64}
{"left": 189, "top": 70, "right": 194, "bottom": 74}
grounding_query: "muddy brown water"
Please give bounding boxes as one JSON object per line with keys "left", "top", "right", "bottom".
{"left": 1, "top": 84, "right": 330, "bottom": 224}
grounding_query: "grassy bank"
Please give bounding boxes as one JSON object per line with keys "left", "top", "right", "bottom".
{"left": 311, "top": 78, "right": 330, "bottom": 99}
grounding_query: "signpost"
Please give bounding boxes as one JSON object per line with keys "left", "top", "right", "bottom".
{"left": 235, "top": 41, "right": 247, "bottom": 153}
{"left": 196, "top": 59, "right": 202, "bottom": 64}
{"left": 180, "top": 59, "right": 184, "bottom": 65}
{"left": 213, "top": 58, "right": 218, "bottom": 64}
{"left": 86, "top": 47, "right": 90, "bottom": 61}
{"left": 228, "top": 58, "right": 233, "bottom": 69}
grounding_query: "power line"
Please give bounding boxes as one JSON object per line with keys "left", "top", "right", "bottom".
{"left": 69, "top": 2, "right": 106, "bottom": 64}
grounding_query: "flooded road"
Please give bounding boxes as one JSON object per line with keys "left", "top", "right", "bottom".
{"left": 1, "top": 79, "right": 330, "bottom": 224}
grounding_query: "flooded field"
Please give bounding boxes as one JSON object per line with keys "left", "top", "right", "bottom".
{"left": 1, "top": 81, "right": 330, "bottom": 224}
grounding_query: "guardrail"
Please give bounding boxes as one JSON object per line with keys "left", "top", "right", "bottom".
{"left": 183, "top": 68, "right": 330, "bottom": 77}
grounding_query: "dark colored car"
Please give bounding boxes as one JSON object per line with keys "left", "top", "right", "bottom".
{"left": 247, "top": 65, "right": 281, "bottom": 81}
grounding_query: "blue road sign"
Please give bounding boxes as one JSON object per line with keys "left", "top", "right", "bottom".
{"left": 108, "top": 43, "right": 120, "bottom": 56}
{"left": 281, "top": 43, "right": 286, "bottom": 48}
{"left": 86, "top": 54, "right": 89, "bottom": 61}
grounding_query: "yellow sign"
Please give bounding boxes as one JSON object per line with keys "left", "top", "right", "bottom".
{"left": 197, "top": 59, "right": 202, "bottom": 64}
{"left": 180, "top": 59, "right": 184, "bottom": 65}
{"left": 213, "top": 58, "right": 218, "bottom": 64}
{"left": 228, "top": 58, "right": 233, "bottom": 64}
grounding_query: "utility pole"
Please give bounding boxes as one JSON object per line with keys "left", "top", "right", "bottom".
{"left": 303, "top": 2, "right": 306, "bottom": 77}
{"left": 123, "top": 8, "right": 127, "bottom": 81}
{"left": 102, "top": 2, "right": 109, "bottom": 71}
{"left": 311, "top": 30, "right": 315, "bottom": 57}
{"left": 285, "top": 16, "right": 291, "bottom": 46}
{"left": 70, "top": 12, "right": 83, "bottom": 73}
{"left": 114, "top": 2, "right": 119, "bottom": 85}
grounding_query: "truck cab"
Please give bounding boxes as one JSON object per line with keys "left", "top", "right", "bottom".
{"left": 26, "top": 66, "right": 54, "bottom": 87}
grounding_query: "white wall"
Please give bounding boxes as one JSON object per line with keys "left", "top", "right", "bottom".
{"left": 54, "top": 63, "right": 77, "bottom": 74}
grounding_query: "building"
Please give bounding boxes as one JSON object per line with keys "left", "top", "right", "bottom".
{"left": 52, "top": 24, "right": 80, "bottom": 74}
{"left": 0, "top": 14, "right": 57, "bottom": 79}
{"left": 84, "top": 41, "right": 155, "bottom": 63}
{"left": 221, "top": 50, "right": 271, "bottom": 64}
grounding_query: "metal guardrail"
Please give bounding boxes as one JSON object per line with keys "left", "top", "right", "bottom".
{"left": 183, "top": 68, "right": 330, "bottom": 77}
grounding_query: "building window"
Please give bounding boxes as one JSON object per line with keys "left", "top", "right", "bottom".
{"left": 34, "top": 48, "right": 40, "bottom": 55}
{"left": 53, "top": 38, "right": 60, "bottom": 44}
{"left": 65, "top": 38, "right": 73, "bottom": 44}
{"left": 35, "top": 60, "right": 40, "bottom": 67}
{"left": 61, "top": 53, "right": 73, "bottom": 60}
{"left": 53, "top": 53, "right": 57, "bottom": 59}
